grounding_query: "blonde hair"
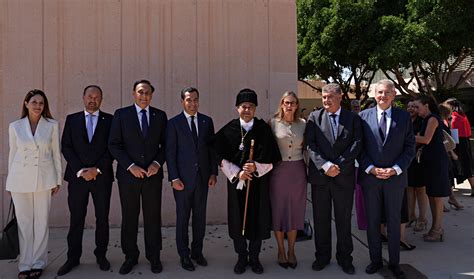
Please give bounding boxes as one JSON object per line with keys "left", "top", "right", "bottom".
{"left": 273, "top": 91, "right": 301, "bottom": 120}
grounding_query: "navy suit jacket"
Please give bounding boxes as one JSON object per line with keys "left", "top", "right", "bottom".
{"left": 166, "top": 112, "right": 218, "bottom": 188}
{"left": 306, "top": 108, "right": 363, "bottom": 186}
{"left": 108, "top": 105, "right": 167, "bottom": 184}
{"left": 358, "top": 107, "right": 415, "bottom": 188}
{"left": 61, "top": 110, "right": 114, "bottom": 183}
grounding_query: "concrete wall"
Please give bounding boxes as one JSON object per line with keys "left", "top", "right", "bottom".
{"left": 0, "top": 0, "right": 297, "bottom": 227}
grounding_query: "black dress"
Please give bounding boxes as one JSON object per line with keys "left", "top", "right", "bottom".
{"left": 419, "top": 114, "right": 451, "bottom": 197}
{"left": 407, "top": 117, "right": 424, "bottom": 187}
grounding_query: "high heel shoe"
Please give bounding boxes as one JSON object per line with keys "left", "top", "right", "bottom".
{"left": 287, "top": 252, "right": 297, "bottom": 269}
{"left": 423, "top": 228, "right": 444, "bottom": 242}
{"left": 406, "top": 218, "right": 416, "bottom": 228}
{"left": 400, "top": 241, "right": 416, "bottom": 251}
{"left": 448, "top": 199, "right": 464, "bottom": 210}
{"left": 413, "top": 220, "right": 427, "bottom": 232}
{"left": 278, "top": 261, "right": 289, "bottom": 269}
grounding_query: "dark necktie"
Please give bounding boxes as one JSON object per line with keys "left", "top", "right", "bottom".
{"left": 379, "top": 111, "right": 387, "bottom": 142}
{"left": 190, "top": 115, "right": 198, "bottom": 146}
{"left": 141, "top": 109, "right": 148, "bottom": 137}
{"left": 329, "top": 113, "right": 338, "bottom": 140}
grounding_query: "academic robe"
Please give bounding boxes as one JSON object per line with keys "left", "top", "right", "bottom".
{"left": 215, "top": 118, "right": 281, "bottom": 240}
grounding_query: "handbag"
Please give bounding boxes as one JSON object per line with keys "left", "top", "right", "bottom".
{"left": 296, "top": 220, "right": 313, "bottom": 241}
{"left": 0, "top": 199, "right": 20, "bottom": 260}
{"left": 442, "top": 129, "right": 456, "bottom": 152}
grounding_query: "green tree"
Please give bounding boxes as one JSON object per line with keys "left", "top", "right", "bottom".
{"left": 297, "top": 0, "right": 378, "bottom": 102}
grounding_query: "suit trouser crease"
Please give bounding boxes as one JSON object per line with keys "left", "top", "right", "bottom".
{"left": 119, "top": 179, "right": 162, "bottom": 261}
{"left": 174, "top": 173, "right": 208, "bottom": 257}
{"left": 363, "top": 183, "right": 404, "bottom": 265}
{"left": 11, "top": 190, "right": 51, "bottom": 271}
{"left": 66, "top": 180, "right": 112, "bottom": 261}
{"left": 312, "top": 182, "right": 354, "bottom": 264}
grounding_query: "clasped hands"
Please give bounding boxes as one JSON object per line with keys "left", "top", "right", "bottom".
{"left": 370, "top": 167, "right": 396, "bottom": 180}
{"left": 172, "top": 175, "right": 217, "bottom": 191}
{"left": 80, "top": 167, "right": 100, "bottom": 181}
{"left": 129, "top": 162, "right": 160, "bottom": 179}
{"left": 238, "top": 161, "right": 256, "bottom": 181}
{"left": 325, "top": 164, "right": 340, "bottom": 177}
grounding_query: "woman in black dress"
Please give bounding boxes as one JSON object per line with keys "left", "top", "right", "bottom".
{"left": 414, "top": 96, "right": 451, "bottom": 242}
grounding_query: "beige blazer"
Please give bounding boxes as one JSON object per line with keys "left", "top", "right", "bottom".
{"left": 6, "top": 117, "right": 62, "bottom": 193}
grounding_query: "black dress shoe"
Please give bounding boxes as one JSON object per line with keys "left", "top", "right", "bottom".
{"left": 151, "top": 259, "right": 163, "bottom": 274}
{"left": 96, "top": 257, "right": 111, "bottom": 271}
{"left": 119, "top": 259, "right": 138, "bottom": 275}
{"left": 180, "top": 256, "right": 195, "bottom": 271}
{"left": 249, "top": 258, "right": 264, "bottom": 274}
{"left": 339, "top": 263, "right": 355, "bottom": 275}
{"left": 233, "top": 257, "right": 248, "bottom": 274}
{"left": 57, "top": 261, "right": 79, "bottom": 276}
{"left": 191, "top": 254, "right": 208, "bottom": 266}
{"left": 365, "top": 262, "right": 383, "bottom": 274}
{"left": 388, "top": 264, "right": 406, "bottom": 279}
{"left": 312, "top": 260, "right": 329, "bottom": 271}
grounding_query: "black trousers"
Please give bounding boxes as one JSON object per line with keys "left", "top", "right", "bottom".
{"left": 118, "top": 178, "right": 162, "bottom": 262}
{"left": 311, "top": 182, "right": 354, "bottom": 265}
{"left": 233, "top": 237, "right": 262, "bottom": 260}
{"left": 66, "top": 179, "right": 112, "bottom": 262}
{"left": 363, "top": 183, "right": 404, "bottom": 266}
{"left": 173, "top": 173, "right": 209, "bottom": 258}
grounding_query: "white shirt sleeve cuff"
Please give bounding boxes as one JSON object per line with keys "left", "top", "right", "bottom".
{"left": 127, "top": 163, "right": 135, "bottom": 171}
{"left": 254, "top": 162, "right": 273, "bottom": 177}
{"left": 76, "top": 169, "right": 84, "bottom": 178}
{"left": 153, "top": 161, "right": 161, "bottom": 168}
{"left": 392, "top": 165, "right": 402, "bottom": 175}
{"left": 322, "top": 161, "right": 334, "bottom": 172}
{"left": 365, "top": 165, "right": 374, "bottom": 174}
{"left": 221, "top": 159, "right": 241, "bottom": 182}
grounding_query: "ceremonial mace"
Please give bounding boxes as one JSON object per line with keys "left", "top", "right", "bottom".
{"left": 242, "top": 139, "right": 255, "bottom": 236}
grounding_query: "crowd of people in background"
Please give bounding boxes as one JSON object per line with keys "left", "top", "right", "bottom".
{"left": 5, "top": 80, "right": 472, "bottom": 279}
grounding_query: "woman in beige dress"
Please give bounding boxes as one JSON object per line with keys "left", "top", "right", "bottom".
{"left": 269, "top": 91, "right": 307, "bottom": 269}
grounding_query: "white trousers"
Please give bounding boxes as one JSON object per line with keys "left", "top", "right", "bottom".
{"left": 11, "top": 190, "right": 51, "bottom": 272}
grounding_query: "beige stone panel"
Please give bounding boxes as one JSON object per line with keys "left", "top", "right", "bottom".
{"left": 42, "top": 0, "right": 123, "bottom": 227}
{"left": 268, "top": 0, "right": 298, "bottom": 113}
{"left": 1, "top": 0, "right": 44, "bottom": 226}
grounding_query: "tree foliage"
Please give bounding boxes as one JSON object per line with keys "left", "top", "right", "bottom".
{"left": 298, "top": 0, "right": 474, "bottom": 101}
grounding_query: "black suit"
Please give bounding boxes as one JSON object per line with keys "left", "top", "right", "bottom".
{"left": 61, "top": 110, "right": 114, "bottom": 262}
{"left": 166, "top": 112, "right": 218, "bottom": 258}
{"left": 305, "top": 108, "right": 362, "bottom": 265}
{"left": 108, "top": 105, "right": 167, "bottom": 262}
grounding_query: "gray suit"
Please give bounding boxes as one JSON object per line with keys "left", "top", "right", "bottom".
{"left": 306, "top": 108, "right": 362, "bottom": 265}
{"left": 358, "top": 107, "right": 415, "bottom": 266}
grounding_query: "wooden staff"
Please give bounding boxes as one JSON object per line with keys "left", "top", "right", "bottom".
{"left": 242, "top": 139, "right": 255, "bottom": 236}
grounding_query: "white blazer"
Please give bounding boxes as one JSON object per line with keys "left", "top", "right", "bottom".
{"left": 6, "top": 116, "right": 62, "bottom": 193}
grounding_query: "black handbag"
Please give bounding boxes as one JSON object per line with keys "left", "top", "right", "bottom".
{"left": 296, "top": 220, "right": 313, "bottom": 242}
{"left": 0, "top": 199, "right": 19, "bottom": 260}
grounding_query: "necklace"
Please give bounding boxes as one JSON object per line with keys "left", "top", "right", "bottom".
{"left": 239, "top": 126, "right": 249, "bottom": 151}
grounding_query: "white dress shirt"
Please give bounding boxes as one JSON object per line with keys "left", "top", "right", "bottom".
{"left": 183, "top": 111, "right": 199, "bottom": 136}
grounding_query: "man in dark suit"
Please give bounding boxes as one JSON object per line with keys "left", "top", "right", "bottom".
{"left": 359, "top": 79, "right": 415, "bottom": 279}
{"left": 108, "top": 80, "right": 167, "bottom": 275}
{"left": 58, "top": 85, "right": 114, "bottom": 276}
{"left": 305, "top": 83, "right": 362, "bottom": 275}
{"left": 166, "top": 87, "right": 218, "bottom": 271}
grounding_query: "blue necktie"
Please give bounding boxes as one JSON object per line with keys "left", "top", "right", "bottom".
{"left": 329, "top": 113, "right": 338, "bottom": 140}
{"left": 141, "top": 109, "right": 148, "bottom": 137}
{"left": 379, "top": 111, "right": 387, "bottom": 142}
{"left": 190, "top": 115, "right": 198, "bottom": 147}
{"left": 86, "top": 114, "right": 94, "bottom": 142}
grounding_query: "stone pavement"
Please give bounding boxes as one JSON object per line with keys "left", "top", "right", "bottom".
{"left": 1, "top": 182, "right": 472, "bottom": 279}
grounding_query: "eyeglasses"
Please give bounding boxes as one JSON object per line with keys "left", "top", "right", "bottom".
{"left": 283, "top": 101, "right": 297, "bottom": 106}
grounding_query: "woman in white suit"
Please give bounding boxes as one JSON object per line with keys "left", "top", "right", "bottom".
{"left": 6, "top": 89, "right": 62, "bottom": 279}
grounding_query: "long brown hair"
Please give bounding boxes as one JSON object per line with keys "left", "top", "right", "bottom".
{"left": 21, "top": 89, "right": 54, "bottom": 119}
{"left": 273, "top": 91, "right": 301, "bottom": 120}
